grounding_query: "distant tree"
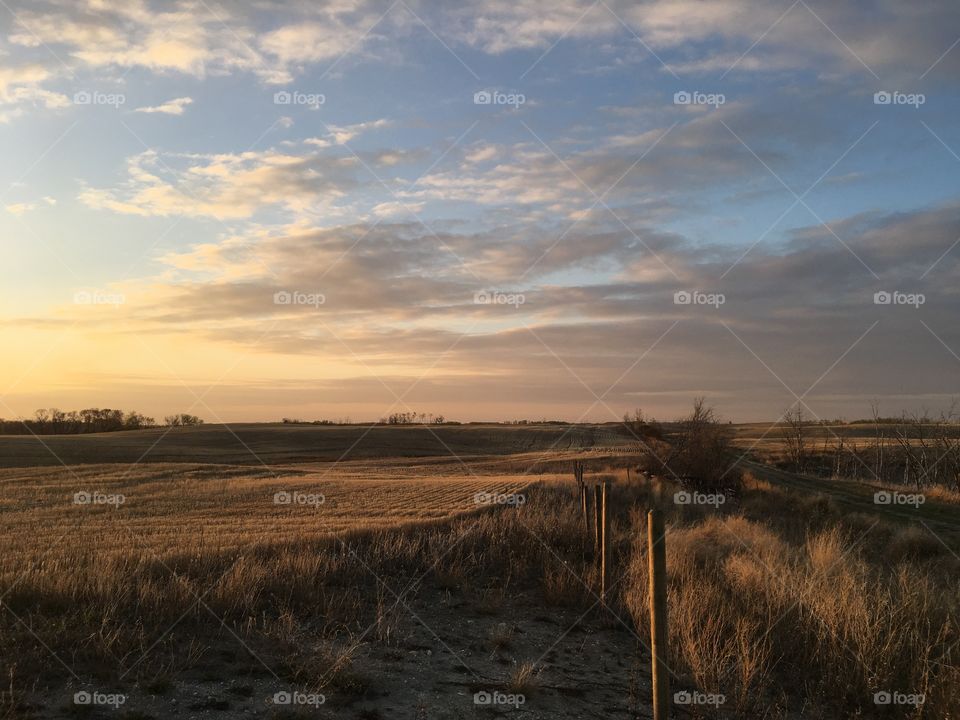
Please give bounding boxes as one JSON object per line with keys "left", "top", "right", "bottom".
{"left": 622, "top": 408, "right": 664, "bottom": 440}
{"left": 34, "top": 409, "right": 50, "bottom": 432}
{"left": 50, "top": 408, "right": 65, "bottom": 433}
{"left": 2, "top": 407, "right": 155, "bottom": 435}
{"left": 123, "top": 411, "right": 155, "bottom": 430}
{"left": 165, "top": 413, "right": 203, "bottom": 427}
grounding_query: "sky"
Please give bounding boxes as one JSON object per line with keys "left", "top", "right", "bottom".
{"left": 1, "top": 0, "right": 959, "bottom": 424}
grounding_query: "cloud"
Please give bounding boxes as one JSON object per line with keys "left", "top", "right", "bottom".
{"left": 5, "top": 0, "right": 960, "bottom": 422}
{"left": 372, "top": 201, "right": 425, "bottom": 217}
{"left": 0, "top": 63, "right": 70, "bottom": 121}
{"left": 258, "top": 14, "right": 383, "bottom": 68}
{"left": 79, "top": 146, "right": 361, "bottom": 219}
{"left": 3, "top": 0, "right": 957, "bottom": 129}
{"left": 4, "top": 196, "right": 55, "bottom": 216}
{"left": 12, "top": 197, "right": 960, "bottom": 420}
{"left": 8, "top": 3, "right": 255, "bottom": 75}
{"left": 443, "top": 0, "right": 960, "bottom": 79}
{"left": 107, "top": 200, "right": 960, "bottom": 415}
{"left": 325, "top": 119, "right": 391, "bottom": 145}
{"left": 407, "top": 106, "right": 769, "bottom": 216}
{"left": 5, "top": 202, "right": 36, "bottom": 216}
{"left": 79, "top": 131, "right": 423, "bottom": 222}
{"left": 134, "top": 97, "right": 193, "bottom": 115}
{"left": 1, "top": 0, "right": 399, "bottom": 93}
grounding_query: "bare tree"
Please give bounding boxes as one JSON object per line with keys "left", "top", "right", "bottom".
{"left": 659, "top": 398, "right": 741, "bottom": 492}
{"left": 893, "top": 411, "right": 933, "bottom": 492}
{"left": 782, "top": 406, "right": 808, "bottom": 472}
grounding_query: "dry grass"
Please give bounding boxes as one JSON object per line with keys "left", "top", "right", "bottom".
{"left": 626, "top": 476, "right": 960, "bottom": 718}
{"left": 507, "top": 661, "right": 540, "bottom": 695}
{"left": 0, "top": 459, "right": 603, "bottom": 717}
{"left": 0, "top": 461, "right": 535, "bottom": 558}
{"left": 2, "top": 446, "right": 958, "bottom": 718}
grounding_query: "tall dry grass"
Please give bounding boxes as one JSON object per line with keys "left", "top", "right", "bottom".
{"left": 625, "top": 475, "right": 960, "bottom": 718}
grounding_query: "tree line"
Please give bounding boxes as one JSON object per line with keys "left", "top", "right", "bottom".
{"left": 782, "top": 404, "right": 960, "bottom": 492}
{"left": 0, "top": 409, "right": 203, "bottom": 435}
{"left": 379, "top": 412, "right": 448, "bottom": 425}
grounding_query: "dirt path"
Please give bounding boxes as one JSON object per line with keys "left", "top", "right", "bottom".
{"left": 739, "top": 459, "right": 960, "bottom": 538}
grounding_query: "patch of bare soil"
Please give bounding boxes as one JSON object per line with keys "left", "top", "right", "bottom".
{"left": 25, "top": 581, "right": 651, "bottom": 720}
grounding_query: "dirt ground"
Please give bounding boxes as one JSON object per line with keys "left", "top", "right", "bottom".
{"left": 26, "top": 578, "right": 651, "bottom": 720}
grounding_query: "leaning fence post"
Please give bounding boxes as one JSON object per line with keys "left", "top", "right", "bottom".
{"left": 648, "top": 509, "right": 670, "bottom": 720}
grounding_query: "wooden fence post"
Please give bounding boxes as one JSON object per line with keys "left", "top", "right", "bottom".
{"left": 647, "top": 509, "right": 670, "bottom": 720}
{"left": 574, "top": 461, "right": 588, "bottom": 534}
{"left": 593, "top": 484, "right": 602, "bottom": 558}
{"left": 581, "top": 484, "right": 589, "bottom": 534}
{"left": 600, "top": 479, "right": 610, "bottom": 602}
